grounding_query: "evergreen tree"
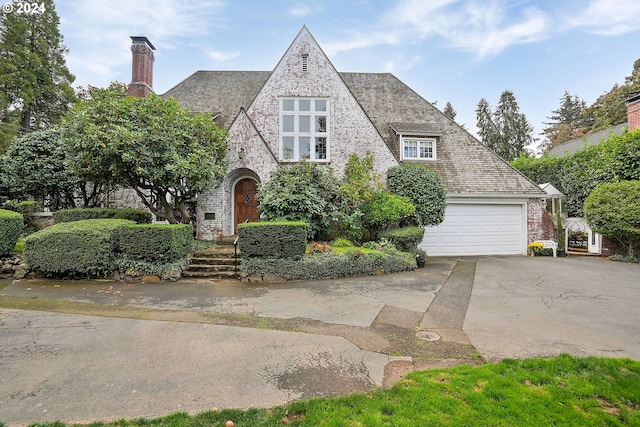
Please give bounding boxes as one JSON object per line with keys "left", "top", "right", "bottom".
{"left": 541, "top": 91, "right": 590, "bottom": 150}
{"left": 582, "top": 58, "right": 640, "bottom": 131}
{"left": 0, "top": 0, "right": 76, "bottom": 152}
{"left": 443, "top": 102, "right": 457, "bottom": 121}
{"left": 476, "top": 91, "right": 533, "bottom": 161}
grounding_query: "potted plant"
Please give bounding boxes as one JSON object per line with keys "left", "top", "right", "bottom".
{"left": 414, "top": 249, "right": 427, "bottom": 268}
{"left": 556, "top": 212, "right": 566, "bottom": 257}
{"left": 528, "top": 241, "right": 543, "bottom": 256}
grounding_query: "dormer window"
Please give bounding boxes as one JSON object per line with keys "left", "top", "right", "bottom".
{"left": 301, "top": 54, "right": 308, "bottom": 72}
{"left": 401, "top": 137, "right": 437, "bottom": 160}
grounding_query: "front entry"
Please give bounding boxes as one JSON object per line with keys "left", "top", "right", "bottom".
{"left": 234, "top": 178, "right": 259, "bottom": 233}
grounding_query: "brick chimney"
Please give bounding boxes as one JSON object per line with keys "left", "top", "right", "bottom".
{"left": 627, "top": 93, "right": 640, "bottom": 131}
{"left": 128, "top": 36, "right": 155, "bottom": 98}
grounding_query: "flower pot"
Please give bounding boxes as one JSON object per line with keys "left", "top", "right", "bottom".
{"left": 417, "top": 259, "right": 426, "bottom": 268}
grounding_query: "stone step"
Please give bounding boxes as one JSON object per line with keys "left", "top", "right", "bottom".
{"left": 186, "top": 263, "right": 236, "bottom": 272}
{"left": 190, "top": 257, "right": 236, "bottom": 266}
{"left": 181, "top": 270, "right": 237, "bottom": 279}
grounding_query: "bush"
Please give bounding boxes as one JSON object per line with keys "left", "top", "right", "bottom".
{"left": 361, "top": 191, "right": 415, "bottom": 240}
{"left": 238, "top": 221, "right": 307, "bottom": 259}
{"left": 53, "top": 207, "right": 119, "bottom": 223}
{"left": 584, "top": 180, "right": 640, "bottom": 258}
{"left": 53, "top": 207, "right": 151, "bottom": 224}
{"left": 387, "top": 163, "right": 447, "bottom": 227}
{"left": 380, "top": 226, "right": 426, "bottom": 251}
{"left": 257, "top": 162, "right": 341, "bottom": 240}
{"left": 24, "top": 219, "right": 133, "bottom": 276}
{"left": 242, "top": 250, "right": 416, "bottom": 280}
{"left": 113, "top": 208, "right": 153, "bottom": 224}
{"left": 0, "top": 209, "right": 23, "bottom": 255}
{"left": 118, "top": 224, "right": 192, "bottom": 262}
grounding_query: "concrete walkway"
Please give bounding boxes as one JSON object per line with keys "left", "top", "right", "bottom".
{"left": 1, "top": 255, "right": 639, "bottom": 425}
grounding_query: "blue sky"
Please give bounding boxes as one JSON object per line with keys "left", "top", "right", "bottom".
{"left": 55, "top": 0, "right": 640, "bottom": 151}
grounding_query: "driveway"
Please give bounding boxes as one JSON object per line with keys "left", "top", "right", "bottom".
{"left": 1, "top": 255, "right": 639, "bottom": 425}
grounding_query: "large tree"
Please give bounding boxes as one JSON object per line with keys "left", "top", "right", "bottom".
{"left": 0, "top": 128, "right": 112, "bottom": 210}
{"left": 541, "top": 91, "right": 590, "bottom": 150}
{"left": 0, "top": 0, "right": 76, "bottom": 152}
{"left": 476, "top": 91, "right": 534, "bottom": 161}
{"left": 582, "top": 58, "right": 640, "bottom": 132}
{"left": 63, "top": 84, "right": 228, "bottom": 224}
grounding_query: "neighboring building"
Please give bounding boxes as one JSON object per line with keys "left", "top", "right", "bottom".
{"left": 125, "top": 27, "right": 549, "bottom": 256}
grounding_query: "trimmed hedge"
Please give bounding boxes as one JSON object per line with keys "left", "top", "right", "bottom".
{"left": 242, "top": 250, "right": 416, "bottom": 281}
{"left": 24, "top": 219, "right": 192, "bottom": 277}
{"left": 0, "top": 209, "right": 23, "bottom": 255}
{"left": 24, "top": 219, "right": 133, "bottom": 276}
{"left": 238, "top": 221, "right": 307, "bottom": 258}
{"left": 53, "top": 207, "right": 152, "bottom": 224}
{"left": 381, "top": 226, "right": 426, "bottom": 251}
{"left": 119, "top": 224, "right": 192, "bottom": 262}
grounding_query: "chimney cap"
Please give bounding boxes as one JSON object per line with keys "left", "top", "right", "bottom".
{"left": 130, "top": 36, "right": 156, "bottom": 50}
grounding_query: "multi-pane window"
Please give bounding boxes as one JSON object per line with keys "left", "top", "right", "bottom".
{"left": 401, "top": 138, "right": 436, "bottom": 160}
{"left": 280, "top": 98, "right": 329, "bottom": 161}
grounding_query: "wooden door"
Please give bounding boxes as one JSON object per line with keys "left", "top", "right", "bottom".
{"left": 234, "top": 178, "right": 259, "bottom": 233}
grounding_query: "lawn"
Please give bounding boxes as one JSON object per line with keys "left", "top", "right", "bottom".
{"left": 14, "top": 354, "right": 639, "bottom": 427}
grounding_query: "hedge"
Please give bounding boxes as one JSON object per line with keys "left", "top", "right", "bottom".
{"left": 24, "top": 219, "right": 133, "bottom": 276}
{"left": 380, "top": 226, "right": 426, "bottom": 251}
{"left": 118, "top": 224, "right": 192, "bottom": 262}
{"left": 0, "top": 209, "right": 23, "bottom": 255}
{"left": 238, "top": 221, "right": 307, "bottom": 258}
{"left": 53, "top": 207, "right": 152, "bottom": 224}
{"left": 242, "top": 250, "right": 416, "bottom": 281}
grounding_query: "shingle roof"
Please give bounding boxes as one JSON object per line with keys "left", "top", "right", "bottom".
{"left": 548, "top": 123, "right": 627, "bottom": 156}
{"left": 161, "top": 70, "right": 543, "bottom": 196}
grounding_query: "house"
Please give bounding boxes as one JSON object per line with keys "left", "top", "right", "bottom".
{"left": 125, "top": 27, "right": 550, "bottom": 256}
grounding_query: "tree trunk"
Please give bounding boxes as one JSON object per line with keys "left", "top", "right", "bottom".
{"left": 20, "top": 110, "right": 32, "bottom": 134}
{"left": 177, "top": 201, "right": 191, "bottom": 224}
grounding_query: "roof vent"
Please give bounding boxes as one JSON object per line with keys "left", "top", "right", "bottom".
{"left": 301, "top": 54, "right": 308, "bottom": 72}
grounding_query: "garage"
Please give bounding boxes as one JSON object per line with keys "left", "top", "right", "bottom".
{"left": 420, "top": 203, "right": 526, "bottom": 256}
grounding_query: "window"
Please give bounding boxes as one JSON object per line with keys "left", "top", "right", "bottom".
{"left": 301, "top": 54, "right": 308, "bottom": 72}
{"left": 280, "top": 98, "right": 329, "bottom": 161}
{"left": 401, "top": 137, "right": 436, "bottom": 160}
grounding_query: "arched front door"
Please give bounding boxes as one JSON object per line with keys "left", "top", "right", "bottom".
{"left": 234, "top": 178, "right": 259, "bottom": 233}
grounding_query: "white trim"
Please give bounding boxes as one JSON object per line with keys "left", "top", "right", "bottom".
{"left": 400, "top": 136, "right": 436, "bottom": 161}
{"left": 279, "top": 97, "right": 330, "bottom": 162}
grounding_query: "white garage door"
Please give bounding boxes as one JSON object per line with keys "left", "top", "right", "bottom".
{"left": 420, "top": 204, "right": 525, "bottom": 256}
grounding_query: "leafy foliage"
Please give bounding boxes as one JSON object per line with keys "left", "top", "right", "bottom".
{"left": 476, "top": 91, "right": 534, "bottom": 161}
{"left": 387, "top": 162, "right": 446, "bottom": 227}
{"left": 541, "top": 91, "right": 590, "bottom": 150}
{"left": 0, "top": 129, "right": 111, "bottom": 209}
{"left": 237, "top": 221, "right": 307, "bottom": 259}
{"left": 380, "top": 226, "right": 426, "bottom": 251}
{"left": 62, "top": 84, "right": 227, "bottom": 224}
{"left": 52, "top": 207, "right": 151, "bottom": 224}
{"left": 0, "top": 208, "right": 22, "bottom": 255}
{"left": 584, "top": 181, "right": 640, "bottom": 257}
{"left": 0, "top": 0, "right": 76, "bottom": 151}
{"left": 257, "top": 162, "right": 341, "bottom": 240}
{"left": 118, "top": 224, "right": 192, "bottom": 262}
{"left": 361, "top": 191, "right": 415, "bottom": 240}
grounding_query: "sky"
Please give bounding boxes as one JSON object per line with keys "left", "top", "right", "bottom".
{"left": 54, "top": 0, "right": 640, "bottom": 152}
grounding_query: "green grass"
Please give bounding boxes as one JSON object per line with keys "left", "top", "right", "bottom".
{"left": 21, "top": 354, "right": 640, "bottom": 426}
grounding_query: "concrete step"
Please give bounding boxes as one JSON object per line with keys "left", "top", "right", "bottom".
{"left": 181, "top": 270, "right": 238, "bottom": 279}
{"left": 190, "top": 257, "right": 236, "bottom": 266}
{"left": 186, "top": 263, "right": 236, "bottom": 272}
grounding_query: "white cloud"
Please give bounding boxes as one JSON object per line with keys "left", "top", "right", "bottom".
{"left": 289, "top": 3, "right": 312, "bottom": 17}
{"left": 566, "top": 0, "right": 640, "bottom": 36}
{"left": 57, "top": 0, "right": 227, "bottom": 87}
{"left": 206, "top": 49, "right": 241, "bottom": 62}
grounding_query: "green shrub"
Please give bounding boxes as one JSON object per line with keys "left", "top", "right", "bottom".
{"left": 113, "top": 208, "right": 153, "bottom": 224}
{"left": 361, "top": 191, "right": 415, "bottom": 240}
{"left": 257, "top": 162, "right": 341, "bottom": 240}
{"left": 387, "top": 163, "right": 446, "bottom": 227}
{"left": 330, "top": 238, "right": 354, "bottom": 248}
{"left": 52, "top": 207, "right": 119, "bottom": 223}
{"left": 118, "top": 224, "right": 192, "bottom": 262}
{"left": 238, "top": 221, "right": 307, "bottom": 259}
{"left": 380, "top": 226, "right": 426, "bottom": 251}
{"left": 242, "top": 250, "right": 416, "bottom": 280}
{"left": 0, "top": 209, "right": 23, "bottom": 255}
{"left": 24, "top": 219, "right": 133, "bottom": 276}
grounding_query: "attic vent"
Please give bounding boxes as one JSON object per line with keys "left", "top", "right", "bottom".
{"left": 301, "top": 54, "right": 308, "bottom": 72}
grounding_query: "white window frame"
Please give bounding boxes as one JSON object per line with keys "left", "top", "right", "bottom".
{"left": 400, "top": 137, "right": 436, "bottom": 161}
{"left": 279, "top": 98, "right": 330, "bottom": 162}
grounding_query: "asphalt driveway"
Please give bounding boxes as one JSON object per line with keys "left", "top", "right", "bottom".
{"left": 1, "top": 255, "right": 639, "bottom": 425}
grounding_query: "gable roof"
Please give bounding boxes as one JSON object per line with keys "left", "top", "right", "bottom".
{"left": 548, "top": 123, "right": 628, "bottom": 156}
{"left": 161, "top": 32, "right": 542, "bottom": 196}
